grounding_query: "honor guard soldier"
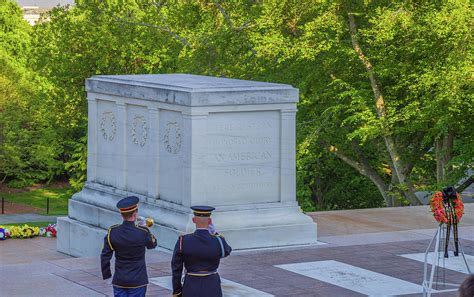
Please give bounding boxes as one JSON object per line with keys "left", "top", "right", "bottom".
{"left": 101, "top": 196, "right": 157, "bottom": 297}
{"left": 171, "top": 206, "right": 232, "bottom": 297}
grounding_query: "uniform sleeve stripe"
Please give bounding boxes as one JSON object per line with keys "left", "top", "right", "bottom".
{"left": 107, "top": 225, "right": 119, "bottom": 251}
{"left": 107, "top": 229, "right": 114, "bottom": 250}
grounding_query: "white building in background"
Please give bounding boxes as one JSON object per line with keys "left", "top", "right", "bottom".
{"left": 22, "top": 6, "right": 42, "bottom": 25}
{"left": 17, "top": 1, "right": 74, "bottom": 25}
{"left": 17, "top": 0, "right": 74, "bottom": 8}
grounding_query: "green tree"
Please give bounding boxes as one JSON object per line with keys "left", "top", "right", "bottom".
{"left": 22, "top": 0, "right": 472, "bottom": 210}
{"left": 239, "top": 0, "right": 473, "bottom": 207}
{"left": 0, "top": 0, "right": 63, "bottom": 186}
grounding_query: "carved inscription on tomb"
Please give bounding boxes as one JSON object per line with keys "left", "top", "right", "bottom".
{"left": 224, "top": 167, "right": 265, "bottom": 177}
{"left": 100, "top": 111, "right": 117, "bottom": 141}
{"left": 214, "top": 151, "right": 272, "bottom": 163}
{"left": 131, "top": 115, "right": 148, "bottom": 147}
{"left": 213, "top": 121, "right": 273, "bottom": 132}
{"left": 210, "top": 182, "right": 273, "bottom": 192}
{"left": 209, "top": 136, "right": 271, "bottom": 146}
{"left": 206, "top": 111, "right": 280, "bottom": 203}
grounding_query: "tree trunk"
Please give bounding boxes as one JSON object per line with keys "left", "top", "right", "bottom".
{"left": 313, "top": 158, "right": 323, "bottom": 207}
{"left": 443, "top": 130, "right": 454, "bottom": 175}
{"left": 390, "top": 172, "right": 401, "bottom": 206}
{"left": 315, "top": 175, "right": 323, "bottom": 207}
{"left": 374, "top": 181, "right": 392, "bottom": 207}
{"left": 435, "top": 130, "right": 454, "bottom": 183}
{"left": 435, "top": 137, "right": 444, "bottom": 183}
{"left": 347, "top": 13, "right": 421, "bottom": 205}
{"left": 389, "top": 160, "right": 413, "bottom": 206}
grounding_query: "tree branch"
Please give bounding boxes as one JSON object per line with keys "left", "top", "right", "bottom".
{"left": 212, "top": 0, "right": 254, "bottom": 31}
{"left": 151, "top": 0, "right": 165, "bottom": 11}
{"left": 329, "top": 145, "right": 363, "bottom": 173}
{"left": 324, "top": 142, "right": 392, "bottom": 205}
{"left": 212, "top": 0, "right": 234, "bottom": 29}
{"left": 235, "top": 19, "right": 255, "bottom": 31}
{"left": 114, "top": 19, "right": 192, "bottom": 48}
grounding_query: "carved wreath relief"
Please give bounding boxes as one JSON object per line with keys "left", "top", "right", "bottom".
{"left": 100, "top": 111, "right": 117, "bottom": 141}
{"left": 163, "top": 121, "right": 182, "bottom": 154}
{"left": 131, "top": 115, "right": 148, "bottom": 147}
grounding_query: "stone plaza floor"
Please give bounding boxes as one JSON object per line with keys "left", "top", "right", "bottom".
{"left": 1, "top": 204, "right": 473, "bottom": 297}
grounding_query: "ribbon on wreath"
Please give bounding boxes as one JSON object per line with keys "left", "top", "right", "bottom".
{"left": 442, "top": 187, "right": 460, "bottom": 258}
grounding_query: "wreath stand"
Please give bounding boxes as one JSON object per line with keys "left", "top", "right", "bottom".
{"left": 422, "top": 224, "right": 472, "bottom": 297}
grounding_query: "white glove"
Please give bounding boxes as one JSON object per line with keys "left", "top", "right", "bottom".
{"left": 137, "top": 216, "right": 146, "bottom": 227}
{"left": 208, "top": 223, "right": 217, "bottom": 235}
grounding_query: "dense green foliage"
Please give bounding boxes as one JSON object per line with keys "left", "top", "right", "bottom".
{"left": 1, "top": 0, "right": 472, "bottom": 210}
{"left": 0, "top": 1, "right": 63, "bottom": 187}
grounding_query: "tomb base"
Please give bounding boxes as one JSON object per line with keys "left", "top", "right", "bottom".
{"left": 57, "top": 183, "right": 317, "bottom": 257}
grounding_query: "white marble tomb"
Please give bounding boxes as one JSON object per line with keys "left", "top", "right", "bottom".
{"left": 57, "top": 74, "right": 317, "bottom": 257}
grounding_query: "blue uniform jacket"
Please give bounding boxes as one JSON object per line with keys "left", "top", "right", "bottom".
{"left": 101, "top": 220, "right": 157, "bottom": 288}
{"left": 171, "top": 229, "right": 232, "bottom": 296}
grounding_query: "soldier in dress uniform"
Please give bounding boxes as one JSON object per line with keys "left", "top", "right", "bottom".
{"left": 101, "top": 196, "right": 157, "bottom": 297}
{"left": 171, "top": 206, "right": 232, "bottom": 297}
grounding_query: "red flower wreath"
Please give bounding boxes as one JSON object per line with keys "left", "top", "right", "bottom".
{"left": 430, "top": 191, "right": 464, "bottom": 224}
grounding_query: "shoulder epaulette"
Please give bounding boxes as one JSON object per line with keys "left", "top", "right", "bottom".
{"left": 212, "top": 233, "right": 224, "bottom": 238}
{"left": 135, "top": 225, "right": 150, "bottom": 233}
{"left": 107, "top": 224, "right": 120, "bottom": 250}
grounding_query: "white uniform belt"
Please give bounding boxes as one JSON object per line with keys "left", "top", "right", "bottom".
{"left": 186, "top": 271, "right": 218, "bottom": 277}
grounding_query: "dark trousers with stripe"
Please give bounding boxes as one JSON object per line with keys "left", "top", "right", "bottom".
{"left": 113, "top": 285, "right": 147, "bottom": 297}
{"left": 183, "top": 274, "right": 222, "bottom": 297}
